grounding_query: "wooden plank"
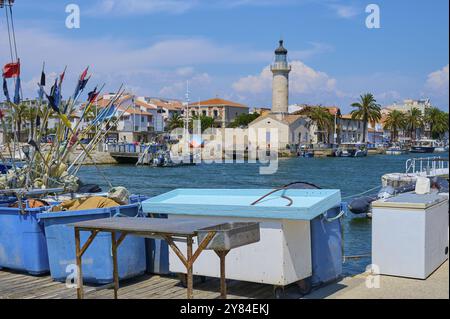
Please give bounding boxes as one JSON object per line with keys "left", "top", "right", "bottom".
{"left": 1, "top": 279, "right": 63, "bottom": 298}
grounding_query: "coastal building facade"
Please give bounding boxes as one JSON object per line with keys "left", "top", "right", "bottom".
{"left": 188, "top": 98, "right": 249, "bottom": 128}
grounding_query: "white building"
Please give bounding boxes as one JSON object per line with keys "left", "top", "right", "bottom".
{"left": 385, "top": 98, "right": 432, "bottom": 115}
{"left": 249, "top": 40, "right": 308, "bottom": 150}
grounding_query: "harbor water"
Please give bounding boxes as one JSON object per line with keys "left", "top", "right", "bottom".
{"left": 77, "top": 153, "right": 441, "bottom": 275}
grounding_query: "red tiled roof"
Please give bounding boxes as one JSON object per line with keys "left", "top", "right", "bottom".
{"left": 189, "top": 98, "right": 247, "bottom": 108}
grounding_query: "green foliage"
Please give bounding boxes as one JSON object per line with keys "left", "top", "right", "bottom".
{"left": 228, "top": 112, "right": 260, "bottom": 128}
{"left": 167, "top": 113, "right": 184, "bottom": 131}
{"left": 189, "top": 115, "right": 216, "bottom": 132}
{"left": 425, "top": 107, "right": 449, "bottom": 139}
{"left": 384, "top": 110, "right": 406, "bottom": 142}
{"left": 350, "top": 93, "right": 382, "bottom": 143}
{"left": 299, "top": 106, "right": 334, "bottom": 143}
{"left": 405, "top": 107, "right": 423, "bottom": 140}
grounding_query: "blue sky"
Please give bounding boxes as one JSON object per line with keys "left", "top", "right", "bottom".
{"left": 1, "top": 0, "right": 448, "bottom": 112}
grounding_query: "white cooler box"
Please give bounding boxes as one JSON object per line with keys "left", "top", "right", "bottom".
{"left": 372, "top": 193, "right": 449, "bottom": 279}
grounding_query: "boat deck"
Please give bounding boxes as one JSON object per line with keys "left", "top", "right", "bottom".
{"left": 0, "top": 270, "right": 301, "bottom": 299}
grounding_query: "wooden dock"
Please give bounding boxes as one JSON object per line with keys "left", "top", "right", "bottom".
{"left": 0, "top": 270, "right": 299, "bottom": 299}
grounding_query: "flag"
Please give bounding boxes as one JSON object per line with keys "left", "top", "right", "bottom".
{"left": 47, "top": 79, "right": 61, "bottom": 112}
{"left": 80, "top": 67, "right": 88, "bottom": 82}
{"left": 91, "top": 106, "right": 109, "bottom": 125}
{"left": 69, "top": 131, "right": 78, "bottom": 147}
{"left": 45, "top": 90, "right": 72, "bottom": 129}
{"left": 2, "top": 61, "right": 20, "bottom": 78}
{"left": 60, "top": 114, "right": 72, "bottom": 129}
{"left": 45, "top": 93, "right": 57, "bottom": 113}
{"left": 2, "top": 77, "right": 10, "bottom": 102}
{"left": 40, "top": 69, "right": 46, "bottom": 87}
{"left": 59, "top": 68, "right": 66, "bottom": 86}
{"left": 73, "top": 67, "right": 89, "bottom": 98}
{"left": 87, "top": 86, "right": 98, "bottom": 104}
{"left": 37, "top": 66, "right": 46, "bottom": 100}
{"left": 92, "top": 104, "right": 117, "bottom": 125}
{"left": 13, "top": 76, "right": 21, "bottom": 104}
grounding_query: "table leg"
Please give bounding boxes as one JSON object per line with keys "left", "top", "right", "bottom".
{"left": 75, "top": 228, "right": 84, "bottom": 299}
{"left": 186, "top": 236, "right": 194, "bottom": 299}
{"left": 215, "top": 250, "right": 230, "bottom": 299}
{"left": 111, "top": 232, "right": 119, "bottom": 299}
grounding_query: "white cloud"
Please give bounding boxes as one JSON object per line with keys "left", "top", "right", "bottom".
{"left": 88, "top": 0, "right": 298, "bottom": 16}
{"left": 0, "top": 24, "right": 333, "bottom": 101}
{"left": 159, "top": 72, "right": 212, "bottom": 97}
{"left": 232, "top": 60, "right": 338, "bottom": 96}
{"left": 176, "top": 67, "right": 195, "bottom": 77}
{"left": 329, "top": 4, "right": 360, "bottom": 19}
{"left": 425, "top": 64, "right": 449, "bottom": 95}
{"left": 89, "top": 0, "right": 197, "bottom": 16}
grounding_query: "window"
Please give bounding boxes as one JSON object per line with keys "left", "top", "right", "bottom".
{"left": 213, "top": 110, "right": 218, "bottom": 117}
{"left": 202, "top": 110, "right": 207, "bottom": 116}
{"left": 141, "top": 117, "right": 144, "bottom": 122}
{"left": 192, "top": 111, "right": 196, "bottom": 116}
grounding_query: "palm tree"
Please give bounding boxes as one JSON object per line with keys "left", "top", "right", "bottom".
{"left": 384, "top": 110, "right": 406, "bottom": 142}
{"left": 350, "top": 93, "right": 382, "bottom": 143}
{"left": 300, "top": 106, "right": 334, "bottom": 143}
{"left": 405, "top": 107, "right": 423, "bottom": 140}
{"left": 425, "top": 107, "right": 449, "bottom": 139}
{"left": 167, "top": 113, "right": 184, "bottom": 131}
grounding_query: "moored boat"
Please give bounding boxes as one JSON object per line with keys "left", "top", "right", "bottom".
{"left": 410, "top": 139, "right": 436, "bottom": 153}
{"left": 336, "top": 143, "right": 368, "bottom": 157}
{"left": 386, "top": 145, "right": 409, "bottom": 155}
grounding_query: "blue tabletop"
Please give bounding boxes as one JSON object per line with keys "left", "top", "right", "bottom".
{"left": 142, "top": 188, "right": 341, "bottom": 221}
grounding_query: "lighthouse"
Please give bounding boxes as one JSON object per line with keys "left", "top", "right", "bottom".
{"left": 271, "top": 40, "right": 291, "bottom": 114}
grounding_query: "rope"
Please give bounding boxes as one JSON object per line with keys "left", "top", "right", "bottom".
{"left": 341, "top": 185, "right": 382, "bottom": 200}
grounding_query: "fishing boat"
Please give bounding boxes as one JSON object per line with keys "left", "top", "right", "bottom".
{"left": 336, "top": 143, "right": 368, "bottom": 157}
{"left": 386, "top": 144, "right": 409, "bottom": 155}
{"left": 433, "top": 141, "right": 448, "bottom": 153}
{"left": 410, "top": 139, "right": 436, "bottom": 153}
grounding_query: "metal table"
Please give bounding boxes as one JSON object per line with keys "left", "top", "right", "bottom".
{"left": 70, "top": 218, "right": 238, "bottom": 299}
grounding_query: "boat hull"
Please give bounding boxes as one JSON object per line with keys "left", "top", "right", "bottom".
{"left": 410, "top": 147, "right": 435, "bottom": 153}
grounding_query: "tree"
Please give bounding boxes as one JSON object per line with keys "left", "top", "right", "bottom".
{"left": 229, "top": 112, "right": 259, "bottom": 128}
{"left": 405, "top": 107, "right": 423, "bottom": 140}
{"left": 167, "top": 113, "right": 184, "bottom": 131}
{"left": 425, "top": 107, "right": 449, "bottom": 139}
{"left": 350, "top": 93, "right": 382, "bottom": 143}
{"left": 299, "top": 106, "right": 334, "bottom": 143}
{"left": 384, "top": 110, "right": 406, "bottom": 142}
{"left": 189, "top": 115, "right": 216, "bottom": 132}
{"left": 228, "top": 112, "right": 260, "bottom": 128}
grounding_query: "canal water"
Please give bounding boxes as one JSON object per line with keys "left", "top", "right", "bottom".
{"left": 77, "top": 153, "right": 434, "bottom": 275}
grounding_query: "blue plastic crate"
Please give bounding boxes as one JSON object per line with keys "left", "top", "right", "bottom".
{"left": 0, "top": 205, "right": 51, "bottom": 275}
{"left": 131, "top": 195, "right": 170, "bottom": 275}
{"left": 38, "top": 204, "right": 146, "bottom": 284}
{"left": 310, "top": 206, "right": 343, "bottom": 286}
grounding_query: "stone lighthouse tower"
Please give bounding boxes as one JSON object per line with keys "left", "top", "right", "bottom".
{"left": 271, "top": 40, "right": 291, "bottom": 114}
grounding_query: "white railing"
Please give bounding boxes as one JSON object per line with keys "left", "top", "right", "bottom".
{"left": 405, "top": 156, "right": 449, "bottom": 176}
